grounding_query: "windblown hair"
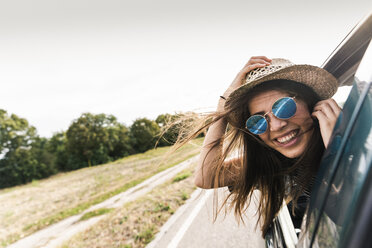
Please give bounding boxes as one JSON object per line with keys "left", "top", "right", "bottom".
{"left": 167, "top": 79, "right": 325, "bottom": 237}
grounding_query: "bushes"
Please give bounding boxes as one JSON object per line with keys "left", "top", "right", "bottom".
{"left": 129, "top": 118, "right": 160, "bottom": 153}
{"left": 0, "top": 110, "right": 57, "bottom": 188}
{"left": 0, "top": 110, "right": 197, "bottom": 188}
{"left": 65, "top": 113, "right": 132, "bottom": 169}
{"left": 0, "top": 140, "right": 58, "bottom": 188}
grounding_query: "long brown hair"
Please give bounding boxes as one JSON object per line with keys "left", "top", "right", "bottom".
{"left": 168, "top": 80, "right": 325, "bottom": 237}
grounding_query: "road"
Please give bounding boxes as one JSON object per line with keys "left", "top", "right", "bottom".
{"left": 147, "top": 188, "right": 265, "bottom": 248}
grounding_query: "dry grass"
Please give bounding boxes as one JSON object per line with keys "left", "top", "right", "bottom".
{"left": 0, "top": 138, "right": 202, "bottom": 247}
{"left": 60, "top": 166, "right": 196, "bottom": 248}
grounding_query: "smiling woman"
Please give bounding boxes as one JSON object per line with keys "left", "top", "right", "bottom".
{"left": 247, "top": 90, "right": 314, "bottom": 159}
{"left": 169, "top": 56, "right": 341, "bottom": 237}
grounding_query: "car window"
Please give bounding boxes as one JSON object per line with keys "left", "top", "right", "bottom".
{"left": 307, "top": 79, "right": 372, "bottom": 247}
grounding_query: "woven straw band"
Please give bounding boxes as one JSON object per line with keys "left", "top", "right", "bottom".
{"left": 225, "top": 58, "right": 338, "bottom": 126}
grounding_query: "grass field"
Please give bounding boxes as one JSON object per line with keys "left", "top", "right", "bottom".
{"left": 0, "top": 138, "right": 203, "bottom": 247}
{"left": 60, "top": 165, "right": 197, "bottom": 248}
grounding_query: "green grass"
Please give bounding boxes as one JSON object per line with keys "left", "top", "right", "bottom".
{"left": 153, "top": 203, "right": 171, "bottom": 213}
{"left": 135, "top": 225, "right": 155, "bottom": 244}
{"left": 180, "top": 191, "right": 189, "bottom": 200}
{"left": 22, "top": 178, "right": 148, "bottom": 232}
{"left": 20, "top": 139, "right": 203, "bottom": 236}
{"left": 1, "top": 234, "right": 19, "bottom": 248}
{"left": 60, "top": 165, "right": 197, "bottom": 248}
{"left": 173, "top": 172, "right": 191, "bottom": 182}
{"left": 80, "top": 208, "right": 113, "bottom": 221}
{"left": 31, "top": 180, "right": 40, "bottom": 187}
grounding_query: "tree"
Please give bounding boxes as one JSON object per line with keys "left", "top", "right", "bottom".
{"left": 31, "top": 137, "right": 58, "bottom": 176}
{"left": 46, "top": 132, "right": 69, "bottom": 171}
{"left": 129, "top": 118, "right": 160, "bottom": 153}
{"left": 0, "top": 109, "right": 57, "bottom": 188}
{"left": 65, "top": 113, "right": 132, "bottom": 169}
{"left": 0, "top": 109, "right": 36, "bottom": 156}
{"left": 106, "top": 123, "right": 133, "bottom": 159}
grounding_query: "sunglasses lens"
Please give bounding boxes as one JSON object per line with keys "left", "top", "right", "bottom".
{"left": 272, "top": 97, "right": 297, "bottom": 119}
{"left": 246, "top": 115, "right": 267, "bottom": 135}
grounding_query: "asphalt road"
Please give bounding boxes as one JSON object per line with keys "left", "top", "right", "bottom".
{"left": 147, "top": 188, "right": 265, "bottom": 248}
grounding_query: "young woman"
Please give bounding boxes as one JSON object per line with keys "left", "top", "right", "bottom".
{"left": 189, "top": 56, "right": 341, "bottom": 236}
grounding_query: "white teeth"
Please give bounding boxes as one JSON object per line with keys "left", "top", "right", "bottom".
{"left": 277, "top": 131, "right": 297, "bottom": 143}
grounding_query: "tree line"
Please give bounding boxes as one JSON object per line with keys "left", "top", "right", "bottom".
{"left": 0, "top": 109, "right": 199, "bottom": 189}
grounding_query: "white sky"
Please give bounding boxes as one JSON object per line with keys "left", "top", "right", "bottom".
{"left": 1, "top": 0, "right": 372, "bottom": 137}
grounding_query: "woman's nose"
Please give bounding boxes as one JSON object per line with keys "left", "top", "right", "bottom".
{"left": 267, "top": 113, "right": 287, "bottom": 131}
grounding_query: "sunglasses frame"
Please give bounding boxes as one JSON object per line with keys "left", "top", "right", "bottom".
{"left": 245, "top": 96, "right": 297, "bottom": 135}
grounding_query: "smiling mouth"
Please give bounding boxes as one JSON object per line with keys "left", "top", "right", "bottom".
{"left": 275, "top": 129, "right": 299, "bottom": 144}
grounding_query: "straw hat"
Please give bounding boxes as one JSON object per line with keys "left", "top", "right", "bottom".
{"left": 225, "top": 58, "right": 338, "bottom": 125}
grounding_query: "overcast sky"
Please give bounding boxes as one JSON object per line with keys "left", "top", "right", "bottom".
{"left": 1, "top": 0, "right": 372, "bottom": 137}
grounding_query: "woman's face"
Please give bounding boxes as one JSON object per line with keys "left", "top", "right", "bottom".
{"left": 248, "top": 90, "right": 314, "bottom": 158}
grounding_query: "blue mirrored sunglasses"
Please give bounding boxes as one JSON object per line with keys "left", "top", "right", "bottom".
{"left": 245, "top": 97, "right": 297, "bottom": 135}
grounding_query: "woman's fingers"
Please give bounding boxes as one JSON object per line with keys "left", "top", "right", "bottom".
{"left": 240, "top": 62, "right": 268, "bottom": 74}
{"left": 225, "top": 56, "right": 272, "bottom": 97}
{"left": 328, "top": 99, "right": 342, "bottom": 116}
{"left": 244, "top": 57, "right": 271, "bottom": 68}
{"left": 312, "top": 99, "right": 342, "bottom": 148}
{"left": 321, "top": 98, "right": 340, "bottom": 112}
{"left": 314, "top": 103, "right": 334, "bottom": 119}
{"left": 313, "top": 99, "right": 341, "bottom": 124}
{"left": 244, "top": 56, "right": 272, "bottom": 67}
{"left": 249, "top": 56, "right": 272, "bottom": 63}
{"left": 312, "top": 110, "right": 333, "bottom": 148}
{"left": 240, "top": 56, "right": 272, "bottom": 75}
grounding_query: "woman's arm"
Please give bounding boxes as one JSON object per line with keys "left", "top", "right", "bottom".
{"left": 311, "top": 98, "right": 342, "bottom": 148}
{"left": 194, "top": 56, "right": 272, "bottom": 189}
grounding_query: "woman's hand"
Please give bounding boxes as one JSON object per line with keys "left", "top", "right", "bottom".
{"left": 311, "top": 99, "right": 341, "bottom": 148}
{"left": 223, "top": 56, "right": 272, "bottom": 98}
